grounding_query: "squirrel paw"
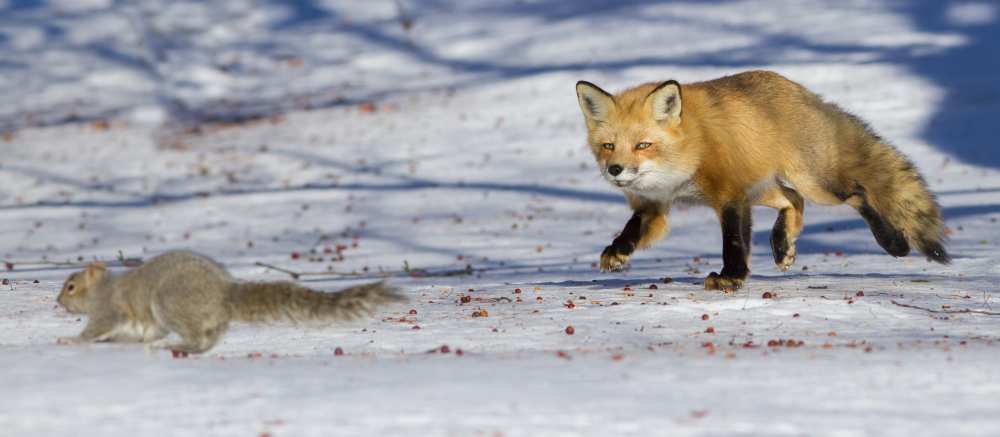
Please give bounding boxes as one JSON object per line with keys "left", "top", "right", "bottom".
{"left": 57, "top": 336, "right": 83, "bottom": 345}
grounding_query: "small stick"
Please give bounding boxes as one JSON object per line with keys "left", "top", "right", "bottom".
{"left": 254, "top": 261, "right": 474, "bottom": 281}
{"left": 890, "top": 300, "right": 1000, "bottom": 316}
{"left": 1, "top": 258, "right": 86, "bottom": 268}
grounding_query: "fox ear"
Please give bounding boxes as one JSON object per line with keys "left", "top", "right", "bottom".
{"left": 646, "top": 80, "right": 682, "bottom": 125}
{"left": 576, "top": 81, "right": 614, "bottom": 123}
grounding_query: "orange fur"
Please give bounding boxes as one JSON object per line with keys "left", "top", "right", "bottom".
{"left": 577, "top": 70, "right": 948, "bottom": 290}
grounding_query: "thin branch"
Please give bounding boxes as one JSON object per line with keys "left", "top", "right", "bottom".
{"left": 890, "top": 300, "right": 1000, "bottom": 316}
{"left": 1, "top": 258, "right": 86, "bottom": 268}
{"left": 254, "top": 261, "right": 474, "bottom": 281}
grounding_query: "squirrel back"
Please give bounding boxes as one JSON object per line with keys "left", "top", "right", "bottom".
{"left": 56, "top": 250, "right": 404, "bottom": 354}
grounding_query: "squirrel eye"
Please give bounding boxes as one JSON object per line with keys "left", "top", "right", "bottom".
{"left": 602, "top": 143, "right": 615, "bottom": 151}
{"left": 635, "top": 142, "right": 652, "bottom": 150}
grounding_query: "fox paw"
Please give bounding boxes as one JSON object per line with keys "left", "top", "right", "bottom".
{"left": 775, "top": 246, "right": 797, "bottom": 272}
{"left": 57, "top": 336, "right": 83, "bottom": 345}
{"left": 704, "top": 272, "right": 745, "bottom": 292}
{"left": 600, "top": 245, "right": 630, "bottom": 272}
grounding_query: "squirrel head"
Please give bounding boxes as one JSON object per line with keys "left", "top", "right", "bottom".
{"left": 57, "top": 262, "right": 107, "bottom": 314}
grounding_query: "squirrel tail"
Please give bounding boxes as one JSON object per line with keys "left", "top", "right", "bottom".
{"left": 226, "top": 280, "right": 404, "bottom": 324}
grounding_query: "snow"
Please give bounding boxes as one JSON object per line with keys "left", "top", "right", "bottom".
{"left": 2, "top": 0, "right": 1000, "bottom": 436}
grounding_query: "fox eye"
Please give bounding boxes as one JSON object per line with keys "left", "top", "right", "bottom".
{"left": 67, "top": 284, "right": 75, "bottom": 293}
{"left": 601, "top": 143, "right": 615, "bottom": 151}
{"left": 635, "top": 142, "right": 652, "bottom": 150}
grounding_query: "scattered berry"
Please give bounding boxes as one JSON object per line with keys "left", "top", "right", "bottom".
{"left": 762, "top": 291, "right": 774, "bottom": 299}
{"left": 701, "top": 314, "right": 710, "bottom": 321}
{"left": 565, "top": 326, "right": 575, "bottom": 335}
{"left": 334, "top": 347, "right": 344, "bottom": 356}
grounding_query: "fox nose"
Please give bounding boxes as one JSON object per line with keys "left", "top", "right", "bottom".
{"left": 607, "top": 164, "right": 624, "bottom": 176}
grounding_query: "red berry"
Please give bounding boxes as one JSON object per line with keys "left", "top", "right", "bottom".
{"left": 701, "top": 314, "right": 710, "bottom": 321}
{"left": 334, "top": 347, "right": 344, "bottom": 356}
{"left": 565, "top": 326, "right": 575, "bottom": 335}
{"left": 290, "top": 252, "right": 300, "bottom": 260}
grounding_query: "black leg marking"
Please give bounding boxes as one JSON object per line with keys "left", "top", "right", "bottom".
{"left": 740, "top": 206, "right": 753, "bottom": 257}
{"left": 719, "top": 205, "right": 750, "bottom": 279}
{"left": 610, "top": 212, "right": 642, "bottom": 256}
{"left": 858, "top": 202, "right": 910, "bottom": 257}
{"left": 770, "top": 211, "right": 790, "bottom": 264}
{"left": 918, "top": 238, "right": 951, "bottom": 264}
{"left": 600, "top": 212, "right": 642, "bottom": 271}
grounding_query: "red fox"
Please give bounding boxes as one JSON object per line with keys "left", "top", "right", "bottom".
{"left": 575, "top": 70, "right": 949, "bottom": 291}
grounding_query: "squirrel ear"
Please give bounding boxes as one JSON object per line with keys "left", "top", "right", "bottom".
{"left": 85, "top": 262, "right": 107, "bottom": 280}
{"left": 645, "top": 80, "right": 682, "bottom": 125}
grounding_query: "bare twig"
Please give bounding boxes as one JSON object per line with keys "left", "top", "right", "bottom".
{"left": 890, "top": 300, "right": 1000, "bottom": 316}
{"left": 254, "top": 261, "right": 474, "bottom": 281}
{"left": 1, "top": 258, "right": 85, "bottom": 268}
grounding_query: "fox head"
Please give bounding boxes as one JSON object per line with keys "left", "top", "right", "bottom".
{"left": 575, "top": 80, "right": 696, "bottom": 194}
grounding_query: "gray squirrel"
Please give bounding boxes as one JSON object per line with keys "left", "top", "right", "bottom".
{"left": 56, "top": 250, "right": 404, "bottom": 354}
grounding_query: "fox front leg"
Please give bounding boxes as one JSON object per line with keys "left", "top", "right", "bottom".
{"left": 601, "top": 209, "right": 669, "bottom": 272}
{"left": 705, "top": 202, "right": 752, "bottom": 291}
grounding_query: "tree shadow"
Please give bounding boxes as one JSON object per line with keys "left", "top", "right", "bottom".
{"left": 893, "top": 1, "right": 1000, "bottom": 168}
{"left": 751, "top": 203, "right": 1000, "bottom": 258}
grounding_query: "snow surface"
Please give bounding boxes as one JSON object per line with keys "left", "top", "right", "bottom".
{"left": 2, "top": 1, "right": 1000, "bottom": 436}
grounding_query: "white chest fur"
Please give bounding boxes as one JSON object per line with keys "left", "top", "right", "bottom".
{"left": 624, "top": 162, "right": 702, "bottom": 205}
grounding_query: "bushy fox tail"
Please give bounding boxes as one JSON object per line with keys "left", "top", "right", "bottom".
{"left": 226, "top": 280, "right": 405, "bottom": 324}
{"left": 849, "top": 141, "right": 950, "bottom": 264}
